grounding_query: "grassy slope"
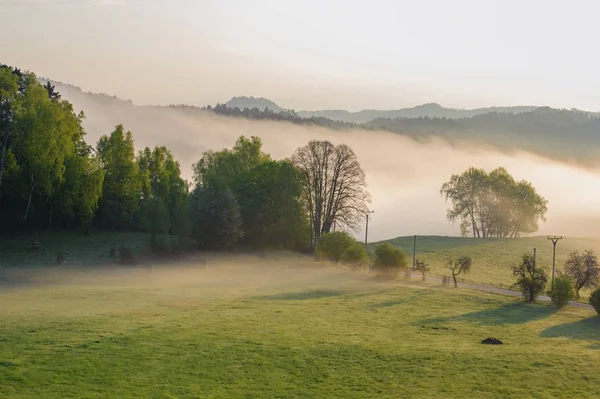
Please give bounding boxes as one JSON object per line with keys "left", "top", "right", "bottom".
{"left": 1, "top": 257, "right": 599, "bottom": 398}
{"left": 374, "top": 236, "right": 600, "bottom": 295}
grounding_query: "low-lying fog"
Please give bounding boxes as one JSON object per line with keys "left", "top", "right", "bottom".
{"left": 59, "top": 85, "right": 600, "bottom": 241}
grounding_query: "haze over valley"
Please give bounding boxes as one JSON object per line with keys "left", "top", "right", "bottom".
{"left": 45, "top": 81, "right": 600, "bottom": 242}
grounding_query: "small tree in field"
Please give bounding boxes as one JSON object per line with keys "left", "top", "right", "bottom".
{"left": 415, "top": 259, "right": 430, "bottom": 281}
{"left": 511, "top": 253, "right": 548, "bottom": 302}
{"left": 315, "top": 231, "right": 355, "bottom": 263}
{"left": 372, "top": 243, "right": 407, "bottom": 279}
{"left": 548, "top": 277, "right": 575, "bottom": 307}
{"left": 563, "top": 249, "right": 600, "bottom": 298}
{"left": 448, "top": 256, "right": 472, "bottom": 287}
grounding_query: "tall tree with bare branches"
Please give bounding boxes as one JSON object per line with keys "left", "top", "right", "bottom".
{"left": 292, "top": 140, "right": 370, "bottom": 247}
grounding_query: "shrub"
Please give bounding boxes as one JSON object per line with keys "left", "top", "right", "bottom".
{"left": 118, "top": 245, "right": 137, "bottom": 265}
{"left": 341, "top": 242, "right": 369, "bottom": 270}
{"left": 315, "top": 232, "right": 356, "bottom": 263}
{"left": 548, "top": 277, "right": 575, "bottom": 307}
{"left": 511, "top": 253, "right": 548, "bottom": 302}
{"left": 415, "top": 259, "right": 430, "bottom": 281}
{"left": 590, "top": 288, "right": 600, "bottom": 315}
{"left": 372, "top": 243, "right": 407, "bottom": 279}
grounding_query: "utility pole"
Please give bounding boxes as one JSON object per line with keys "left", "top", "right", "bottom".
{"left": 532, "top": 247, "right": 537, "bottom": 302}
{"left": 364, "top": 210, "right": 374, "bottom": 273}
{"left": 412, "top": 235, "right": 417, "bottom": 270}
{"left": 364, "top": 210, "right": 374, "bottom": 248}
{"left": 547, "top": 236, "right": 562, "bottom": 290}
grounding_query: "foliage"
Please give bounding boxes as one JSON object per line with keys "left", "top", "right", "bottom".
{"left": 511, "top": 253, "right": 548, "bottom": 302}
{"left": 96, "top": 125, "right": 143, "bottom": 229}
{"left": 590, "top": 288, "right": 600, "bottom": 315}
{"left": 372, "top": 243, "right": 407, "bottom": 279}
{"left": 563, "top": 249, "right": 600, "bottom": 298}
{"left": 292, "top": 140, "right": 370, "bottom": 247}
{"left": 447, "top": 255, "right": 472, "bottom": 287}
{"left": 440, "top": 167, "right": 548, "bottom": 238}
{"left": 415, "top": 259, "right": 430, "bottom": 281}
{"left": 315, "top": 231, "right": 356, "bottom": 263}
{"left": 548, "top": 277, "right": 575, "bottom": 307}
{"left": 189, "top": 187, "right": 243, "bottom": 250}
{"left": 340, "top": 241, "right": 369, "bottom": 269}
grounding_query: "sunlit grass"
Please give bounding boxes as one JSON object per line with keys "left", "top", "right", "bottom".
{"left": 1, "top": 259, "right": 599, "bottom": 398}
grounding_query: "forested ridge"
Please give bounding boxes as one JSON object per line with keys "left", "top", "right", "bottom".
{"left": 42, "top": 76, "right": 600, "bottom": 166}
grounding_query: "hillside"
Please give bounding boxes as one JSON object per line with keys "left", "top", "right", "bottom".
{"left": 373, "top": 235, "right": 600, "bottom": 297}
{"left": 225, "top": 96, "right": 282, "bottom": 113}
{"left": 297, "top": 103, "right": 540, "bottom": 123}
{"left": 40, "top": 77, "right": 600, "bottom": 167}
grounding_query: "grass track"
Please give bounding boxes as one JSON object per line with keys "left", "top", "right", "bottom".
{"left": 1, "top": 257, "right": 599, "bottom": 398}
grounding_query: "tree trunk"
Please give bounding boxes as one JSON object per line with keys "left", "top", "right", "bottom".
{"left": 452, "top": 273, "right": 458, "bottom": 288}
{"left": 0, "top": 135, "right": 8, "bottom": 203}
{"left": 23, "top": 173, "right": 35, "bottom": 225}
{"left": 48, "top": 205, "right": 53, "bottom": 228}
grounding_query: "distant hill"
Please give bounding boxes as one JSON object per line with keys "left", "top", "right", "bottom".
{"left": 225, "top": 96, "right": 282, "bottom": 113}
{"left": 297, "top": 103, "right": 541, "bottom": 123}
{"left": 40, "top": 77, "right": 600, "bottom": 167}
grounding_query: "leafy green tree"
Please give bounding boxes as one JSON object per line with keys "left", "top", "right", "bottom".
{"left": 372, "top": 243, "right": 407, "bottom": 279}
{"left": 447, "top": 256, "right": 472, "bottom": 288}
{"left": 52, "top": 147, "right": 105, "bottom": 229}
{"left": 315, "top": 231, "right": 356, "bottom": 262}
{"left": 234, "top": 159, "right": 308, "bottom": 248}
{"left": 563, "top": 249, "right": 600, "bottom": 298}
{"left": 0, "top": 66, "right": 20, "bottom": 202}
{"left": 12, "top": 79, "right": 81, "bottom": 224}
{"left": 96, "top": 125, "right": 143, "bottom": 229}
{"left": 192, "top": 136, "right": 270, "bottom": 190}
{"left": 341, "top": 241, "right": 369, "bottom": 269}
{"left": 548, "top": 277, "right": 575, "bottom": 307}
{"left": 139, "top": 197, "right": 171, "bottom": 252}
{"left": 511, "top": 253, "right": 548, "bottom": 302}
{"left": 137, "top": 145, "right": 189, "bottom": 234}
{"left": 441, "top": 167, "right": 547, "bottom": 238}
{"left": 189, "top": 187, "right": 243, "bottom": 250}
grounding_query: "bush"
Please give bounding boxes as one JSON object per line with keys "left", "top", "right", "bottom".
{"left": 590, "top": 288, "right": 600, "bottom": 315}
{"left": 315, "top": 232, "right": 356, "bottom": 263}
{"left": 341, "top": 242, "right": 369, "bottom": 270}
{"left": 548, "top": 277, "right": 575, "bottom": 307}
{"left": 372, "top": 243, "right": 407, "bottom": 279}
{"left": 511, "top": 253, "right": 548, "bottom": 302}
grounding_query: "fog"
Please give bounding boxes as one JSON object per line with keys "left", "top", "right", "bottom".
{"left": 0, "top": 254, "right": 396, "bottom": 317}
{"left": 57, "top": 84, "right": 600, "bottom": 241}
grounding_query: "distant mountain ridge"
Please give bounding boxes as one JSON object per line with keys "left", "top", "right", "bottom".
{"left": 220, "top": 96, "right": 547, "bottom": 123}
{"left": 37, "top": 77, "right": 600, "bottom": 167}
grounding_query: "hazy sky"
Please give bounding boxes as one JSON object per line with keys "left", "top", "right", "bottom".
{"left": 2, "top": 0, "right": 599, "bottom": 111}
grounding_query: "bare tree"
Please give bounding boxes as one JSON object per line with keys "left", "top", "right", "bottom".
{"left": 292, "top": 140, "right": 370, "bottom": 247}
{"left": 563, "top": 249, "right": 600, "bottom": 298}
{"left": 448, "top": 256, "right": 472, "bottom": 288}
{"left": 415, "top": 259, "right": 430, "bottom": 281}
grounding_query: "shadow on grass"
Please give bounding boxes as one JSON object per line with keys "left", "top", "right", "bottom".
{"left": 540, "top": 317, "right": 600, "bottom": 348}
{"left": 421, "top": 302, "right": 558, "bottom": 326}
{"left": 257, "top": 290, "right": 345, "bottom": 301}
{"left": 368, "top": 290, "right": 428, "bottom": 308}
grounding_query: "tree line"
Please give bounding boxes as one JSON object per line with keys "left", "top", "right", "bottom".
{"left": 0, "top": 65, "right": 372, "bottom": 254}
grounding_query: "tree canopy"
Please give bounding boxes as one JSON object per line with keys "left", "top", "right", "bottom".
{"left": 440, "top": 167, "right": 548, "bottom": 238}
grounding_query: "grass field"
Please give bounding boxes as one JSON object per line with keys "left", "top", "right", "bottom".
{"left": 375, "top": 235, "right": 600, "bottom": 298}
{"left": 1, "top": 253, "right": 600, "bottom": 398}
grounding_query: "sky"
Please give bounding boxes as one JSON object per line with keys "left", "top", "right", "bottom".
{"left": 1, "top": 0, "right": 599, "bottom": 111}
